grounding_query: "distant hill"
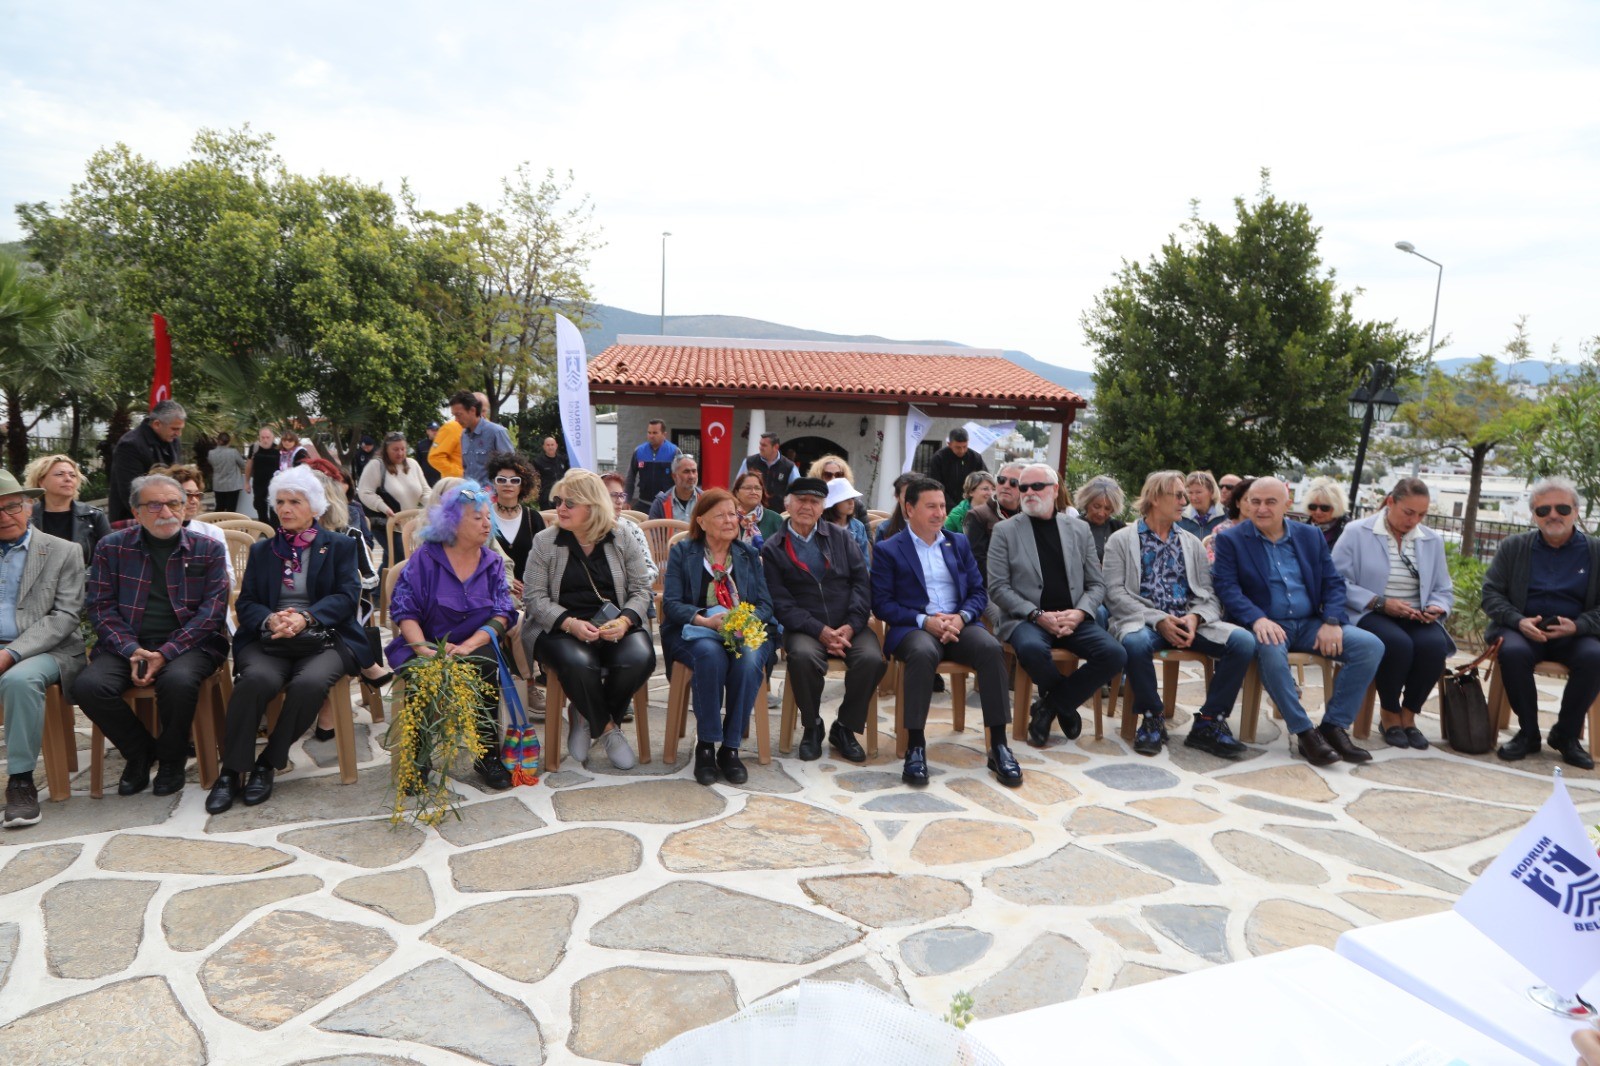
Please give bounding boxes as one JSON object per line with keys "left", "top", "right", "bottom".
{"left": 582, "top": 304, "right": 1097, "bottom": 396}
{"left": 1431, "top": 356, "right": 1571, "bottom": 386}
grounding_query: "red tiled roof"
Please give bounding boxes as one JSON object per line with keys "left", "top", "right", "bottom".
{"left": 587, "top": 343, "right": 1085, "bottom": 412}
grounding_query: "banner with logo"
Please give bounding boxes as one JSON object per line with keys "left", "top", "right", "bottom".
{"left": 554, "top": 314, "right": 594, "bottom": 471}
{"left": 149, "top": 313, "right": 172, "bottom": 408}
{"left": 700, "top": 404, "right": 735, "bottom": 490}
{"left": 902, "top": 404, "right": 931, "bottom": 474}
{"left": 1454, "top": 772, "right": 1600, "bottom": 995}
{"left": 961, "top": 420, "right": 1015, "bottom": 454}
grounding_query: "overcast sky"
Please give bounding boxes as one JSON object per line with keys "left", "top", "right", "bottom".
{"left": 3, "top": 0, "right": 1596, "bottom": 371}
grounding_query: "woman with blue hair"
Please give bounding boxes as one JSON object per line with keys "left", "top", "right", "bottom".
{"left": 384, "top": 477, "right": 518, "bottom": 791}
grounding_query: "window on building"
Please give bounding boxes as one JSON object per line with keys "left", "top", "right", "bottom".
{"left": 913, "top": 440, "right": 939, "bottom": 473}
{"left": 672, "top": 429, "right": 700, "bottom": 460}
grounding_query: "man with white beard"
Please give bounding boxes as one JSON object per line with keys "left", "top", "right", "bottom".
{"left": 987, "top": 463, "right": 1127, "bottom": 748}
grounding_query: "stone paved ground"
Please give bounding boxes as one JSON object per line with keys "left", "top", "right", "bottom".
{"left": 1, "top": 656, "right": 1597, "bottom": 1065}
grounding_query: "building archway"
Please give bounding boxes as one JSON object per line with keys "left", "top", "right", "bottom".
{"left": 782, "top": 436, "right": 849, "bottom": 476}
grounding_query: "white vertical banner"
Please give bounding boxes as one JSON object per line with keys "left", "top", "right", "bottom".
{"left": 555, "top": 314, "right": 595, "bottom": 470}
{"left": 902, "top": 404, "right": 932, "bottom": 474}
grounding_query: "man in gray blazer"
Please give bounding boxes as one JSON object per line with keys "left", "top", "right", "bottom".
{"left": 1104, "top": 471, "right": 1257, "bottom": 758}
{"left": 990, "top": 464, "right": 1127, "bottom": 747}
{"left": 0, "top": 470, "right": 87, "bottom": 828}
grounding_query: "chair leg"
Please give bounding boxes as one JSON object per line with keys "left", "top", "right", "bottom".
{"left": 663, "top": 662, "right": 691, "bottom": 764}
{"left": 191, "top": 677, "right": 222, "bottom": 790}
{"left": 331, "top": 682, "right": 358, "bottom": 785}
{"left": 1011, "top": 664, "right": 1033, "bottom": 744}
{"left": 90, "top": 725, "right": 106, "bottom": 799}
{"left": 1120, "top": 675, "right": 1139, "bottom": 744}
{"left": 361, "top": 681, "right": 385, "bottom": 725}
{"left": 1487, "top": 664, "right": 1511, "bottom": 731}
{"left": 633, "top": 687, "right": 651, "bottom": 765}
{"left": 42, "top": 686, "right": 73, "bottom": 802}
{"left": 754, "top": 680, "right": 771, "bottom": 765}
{"left": 1161, "top": 657, "right": 1179, "bottom": 719}
{"left": 1354, "top": 684, "right": 1377, "bottom": 740}
{"left": 543, "top": 671, "right": 565, "bottom": 773}
{"left": 866, "top": 683, "right": 880, "bottom": 759}
{"left": 779, "top": 677, "right": 798, "bottom": 754}
{"left": 1238, "top": 662, "right": 1262, "bottom": 744}
{"left": 894, "top": 662, "right": 908, "bottom": 758}
{"left": 950, "top": 671, "right": 967, "bottom": 734}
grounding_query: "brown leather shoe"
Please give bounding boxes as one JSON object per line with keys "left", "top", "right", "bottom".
{"left": 1317, "top": 722, "right": 1373, "bottom": 763}
{"left": 1295, "top": 727, "right": 1340, "bottom": 767}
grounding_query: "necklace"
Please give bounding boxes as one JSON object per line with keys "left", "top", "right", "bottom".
{"left": 495, "top": 502, "right": 521, "bottom": 517}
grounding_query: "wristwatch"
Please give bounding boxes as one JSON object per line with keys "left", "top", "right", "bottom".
{"left": 1027, "top": 609, "right": 1042, "bottom": 623}
{"left": 1367, "top": 596, "right": 1381, "bottom": 611}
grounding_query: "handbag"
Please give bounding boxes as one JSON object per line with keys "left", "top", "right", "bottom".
{"left": 487, "top": 631, "right": 539, "bottom": 785}
{"left": 1438, "top": 638, "right": 1501, "bottom": 755}
{"left": 259, "top": 622, "right": 335, "bottom": 659}
{"left": 578, "top": 546, "right": 625, "bottom": 626}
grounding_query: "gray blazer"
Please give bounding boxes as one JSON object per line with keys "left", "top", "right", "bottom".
{"left": 519, "top": 524, "right": 654, "bottom": 659}
{"left": 4, "top": 530, "right": 87, "bottom": 686}
{"left": 1330, "top": 513, "right": 1454, "bottom": 628}
{"left": 988, "top": 511, "right": 1106, "bottom": 641}
{"left": 1102, "top": 523, "right": 1239, "bottom": 643}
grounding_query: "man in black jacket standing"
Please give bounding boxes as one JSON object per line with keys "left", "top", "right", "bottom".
{"left": 928, "top": 427, "right": 986, "bottom": 509}
{"left": 762, "top": 477, "right": 885, "bottom": 762}
{"left": 107, "top": 401, "right": 185, "bottom": 524}
{"left": 531, "top": 436, "right": 569, "bottom": 510}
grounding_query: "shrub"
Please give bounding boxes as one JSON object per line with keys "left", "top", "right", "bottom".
{"left": 1445, "top": 548, "right": 1489, "bottom": 647}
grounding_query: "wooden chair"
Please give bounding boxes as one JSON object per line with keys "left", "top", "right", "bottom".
{"left": 1486, "top": 659, "right": 1600, "bottom": 743}
{"left": 891, "top": 659, "right": 970, "bottom": 757}
{"left": 1105, "top": 650, "right": 1213, "bottom": 743}
{"left": 195, "top": 511, "right": 251, "bottom": 524}
{"left": 259, "top": 678, "right": 362, "bottom": 784}
{"left": 1009, "top": 649, "right": 1117, "bottom": 741}
{"left": 540, "top": 669, "right": 652, "bottom": 773}
{"left": 89, "top": 664, "right": 229, "bottom": 797}
{"left": 1353, "top": 674, "right": 1451, "bottom": 740}
{"left": 1238, "top": 652, "right": 1336, "bottom": 743}
{"left": 0, "top": 683, "right": 80, "bottom": 801}
{"left": 214, "top": 518, "right": 275, "bottom": 541}
{"left": 778, "top": 658, "right": 880, "bottom": 758}
{"left": 661, "top": 660, "right": 771, "bottom": 765}
{"left": 222, "top": 529, "right": 254, "bottom": 592}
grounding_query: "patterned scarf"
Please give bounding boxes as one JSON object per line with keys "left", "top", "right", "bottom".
{"left": 271, "top": 524, "right": 319, "bottom": 588}
{"left": 705, "top": 549, "right": 740, "bottom": 610}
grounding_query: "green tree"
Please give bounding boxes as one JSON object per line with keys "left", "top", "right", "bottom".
{"left": 1497, "top": 339, "right": 1600, "bottom": 519}
{"left": 0, "top": 254, "right": 62, "bottom": 472}
{"left": 1082, "top": 173, "right": 1416, "bottom": 489}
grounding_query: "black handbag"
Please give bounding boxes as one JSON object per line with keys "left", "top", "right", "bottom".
{"left": 259, "top": 622, "right": 336, "bottom": 659}
{"left": 1439, "top": 639, "right": 1501, "bottom": 755}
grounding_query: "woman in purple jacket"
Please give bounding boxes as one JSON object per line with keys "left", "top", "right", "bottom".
{"left": 386, "top": 478, "right": 518, "bottom": 790}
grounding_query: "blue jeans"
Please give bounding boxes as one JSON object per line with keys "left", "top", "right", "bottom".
{"left": 1120, "top": 625, "right": 1256, "bottom": 720}
{"left": 672, "top": 637, "right": 775, "bottom": 747}
{"left": 0, "top": 652, "right": 64, "bottom": 775}
{"left": 1254, "top": 619, "right": 1384, "bottom": 734}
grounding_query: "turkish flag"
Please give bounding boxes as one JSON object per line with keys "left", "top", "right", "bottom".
{"left": 700, "top": 404, "right": 735, "bottom": 490}
{"left": 149, "top": 313, "right": 172, "bottom": 408}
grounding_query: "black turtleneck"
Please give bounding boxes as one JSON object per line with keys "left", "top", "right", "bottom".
{"left": 1028, "top": 515, "right": 1074, "bottom": 611}
{"left": 138, "top": 529, "right": 181, "bottom": 644}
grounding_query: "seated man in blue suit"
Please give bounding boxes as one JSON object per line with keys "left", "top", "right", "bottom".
{"left": 1212, "top": 477, "right": 1383, "bottom": 768}
{"left": 872, "top": 478, "right": 1021, "bottom": 788}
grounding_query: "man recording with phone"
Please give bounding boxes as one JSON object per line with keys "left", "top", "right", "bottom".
{"left": 73, "top": 474, "right": 231, "bottom": 797}
{"left": 1482, "top": 476, "right": 1600, "bottom": 769}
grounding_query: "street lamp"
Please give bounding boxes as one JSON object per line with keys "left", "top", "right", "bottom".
{"left": 659, "top": 231, "right": 672, "bottom": 336}
{"left": 1395, "top": 241, "right": 1443, "bottom": 475}
{"left": 1348, "top": 361, "right": 1401, "bottom": 510}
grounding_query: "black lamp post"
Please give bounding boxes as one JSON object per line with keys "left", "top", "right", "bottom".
{"left": 1348, "top": 361, "right": 1402, "bottom": 510}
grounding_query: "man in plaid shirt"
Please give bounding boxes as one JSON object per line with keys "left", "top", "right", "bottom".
{"left": 72, "top": 474, "right": 230, "bottom": 797}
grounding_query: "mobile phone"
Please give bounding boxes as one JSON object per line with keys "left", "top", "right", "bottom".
{"left": 133, "top": 657, "right": 150, "bottom": 682}
{"left": 1537, "top": 616, "right": 1563, "bottom": 631}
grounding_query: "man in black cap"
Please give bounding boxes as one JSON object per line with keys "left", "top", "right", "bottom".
{"left": 928, "top": 427, "right": 987, "bottom": 510}
{"left": 415, "top": 423, "right": 442, "bottom": 487}
{"left": 762, "top": 477, "right": 885, "bottom": 762}
{"left": 350, "top": 434, "right": 378, "bottom": 486}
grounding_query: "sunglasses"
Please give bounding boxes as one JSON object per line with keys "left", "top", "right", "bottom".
{"left": 493, "top": 475, "right": 522, "bottom": 485}
{"left": 1018, "top": 481, "right": 1055, "bottom": 494}
{"left": 184, "top": 490, "right": 204, "bottom": 501}
{"left": 457, "top": 488, "right": 492, "bottom": 506}
{"left": 1306, "top": 503, "right": 1334, "bottom": 513}
{"left": 1397, "top": 551, "right": 1420, "bottom": 580}
{"left": 821, "top": 470, "right": 841, "bottom": 479}
{"left": 551, "top": 496, "right": 586, "bottom": 510}
{"left": 1534, "top": 504, "right": 1574, "bottom": 518}
{"left": 995, "top": 477, "right": 1021, "bottom": 488}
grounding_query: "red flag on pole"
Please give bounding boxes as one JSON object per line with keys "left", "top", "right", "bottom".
{"left": 149, "top": 313, "right": 172, "bottom": 408}
{"left": 700, "top": 404, "right": 735, "bottom": 490}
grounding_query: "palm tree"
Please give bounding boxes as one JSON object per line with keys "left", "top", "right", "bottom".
{"left": 0, "top": 254, "right": 63, "bottom": 473}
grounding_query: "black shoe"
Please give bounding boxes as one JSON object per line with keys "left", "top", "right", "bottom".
{"left": 1026, "top": 698, "right": 1054, "bottom": 748}
{"left": 932, "top": 674, "right": 945, "bottom": 693}
{"left": 1381, "top": 725, "right": 1410, "bottom": 748}
{"left": 1047, "top": 688, "right": 1083, "bottom": 741}
{"left": 1551, "top": 733, "right": 1595, "bottom": 771}
{"left": 1295, "top": 727, "right": 1340, "bottom": 767}
{"left": 797, "top": 721, "right": 824, "bottom": 761}
{"left": 1404, "top": 726, "right": 1430, "bottom": 751}
{"left": 902, "top": 745, "right": 929, "bottom": 786}
{"left": 1317, "top": 722, "right": 1373, "bottom": 764}
{"left": 118, "top": 750, "right": 153, "bottom": 796}
{"left": 988, "top": 744, "right": 1023, "bottom": 788}
{"left": 718, "top": 745, "right": 747, "bottom": 785}
{"left": 151, "top": 760, "right": 187, "bottom": 796}
{"left": 474, "top": 757, "right": 513, "bottom": 791}
{"left": 1496, "top": 730, "right": 1541, "bottom": 761}
{"left": 205, "top": 770, "right": 240, "bottom": 815}
{"left": 1183, "top": 715, "right": 1248, "bottom": 760}
{"left": 693, "top": 742, "right": 718, "bottom": 786}
{"left": 241, "top": 765, "right": 275, "bottom": 805}
{"left": 1133, "top": 713, "right": 1166, "bottom": 757}
{"left": 364, "top": 671, "right": 395, "bottom": 690}
{"left": 312, "top": 726, "right": 336, "bottom": 742}
{"left": 828, "top": 721, "right": 867, "bottom": 763}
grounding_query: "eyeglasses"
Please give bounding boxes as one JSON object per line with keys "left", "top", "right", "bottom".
{"left": 821, "top": 470, "right": 841, "bottom": 479}
{"left": 1306, "top": 503, "right": 1334, "bottom": 513}
{"left": 1534, "top": 503, "right": 1574, "bottom": 518}
{"left": 493, "top": 475, "right": 522, "bottom": 486}
{"left": 1018, "top": 481, "right": 1055, "bottom": 494}
{"left": 184, "top": 491, "right": 204, "bottom": 501}
{"left": 608, "top": 492, "right": 629, "bottom": 502}
{"left": 1170, "top": 491, "right": 1188, "bottom": 501}
{"left": 0, "top": 500, "right": 27, "bottom": 517}
{"left": 995, "top": 477, "right": 1021, "bottom": 488}
{"left": 138, "top": 500, "right": 184, "bottom": 514}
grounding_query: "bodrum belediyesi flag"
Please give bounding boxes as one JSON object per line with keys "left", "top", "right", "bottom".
{"left": 554, "top": 314, "right": 594, "bottom": 471}
{"left": 1454, "top": 771, "right": 1600, "bottom": 996}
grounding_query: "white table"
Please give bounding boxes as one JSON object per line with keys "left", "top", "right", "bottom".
{"left": 969, "top": 945, "right": 1524, "bottom": 1065}
{"left": 1338, "top": 910, "right": 1599, "bottom": 1066}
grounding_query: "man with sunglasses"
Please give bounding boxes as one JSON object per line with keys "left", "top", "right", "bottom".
{"left": 989, "top": 464, "right": 1126, "bottom": 748}
{"left": 963, "top": 462, "right": 1025, "bottom": 588}
{"left": 1482, "top": 476, "right": 1599, "bottom": 768}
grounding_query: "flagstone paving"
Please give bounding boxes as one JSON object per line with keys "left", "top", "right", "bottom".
{"left": 0, "top": 658, "right": 1596, "bottom": 1064}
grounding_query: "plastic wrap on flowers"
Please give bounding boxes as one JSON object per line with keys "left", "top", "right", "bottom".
{"left": 643, "top": 981, "right": 1003, "bottom": 1066}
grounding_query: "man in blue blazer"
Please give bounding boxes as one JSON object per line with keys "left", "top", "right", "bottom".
{"left": 873, "top": 478, "right": 1020, "bottom": 788}
{"left": 1212, "top": 477, "right": 1383, "bottom": 768}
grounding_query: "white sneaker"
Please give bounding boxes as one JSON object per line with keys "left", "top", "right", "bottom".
{"left": 569, "top": 709, "right": 592, "bottom": 763}
{"left": 528, "top": 683, "right": 547, "bottom": 713}
{"left": 601, "top": 727, "right": 636, "bottom": 770}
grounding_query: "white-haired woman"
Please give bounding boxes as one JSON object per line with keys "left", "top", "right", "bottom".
{"left": 1073, "top": 475, "right": 1126, "bottom": 564}
{"left": 1298, "top": 476, "right": 1350, "bottom": 551}
{"left": 205, "top": 467, "right": 374, "bottom": 814}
